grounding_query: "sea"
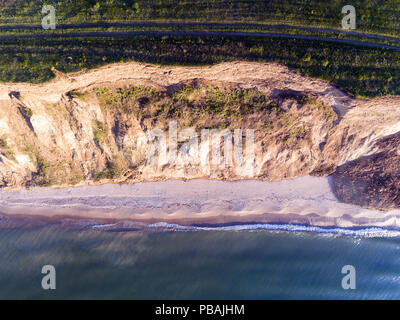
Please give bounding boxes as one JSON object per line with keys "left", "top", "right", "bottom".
{"left": 0, "top": 214, "right": 400, "bottom": 299}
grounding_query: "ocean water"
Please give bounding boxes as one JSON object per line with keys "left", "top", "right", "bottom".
{"left": 0, "top": 215, "right": 400, "bottom": 299}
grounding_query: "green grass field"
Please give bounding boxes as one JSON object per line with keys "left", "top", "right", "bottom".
{"left": 2, "top": 0, "right": 400, "bottom": 37}
{"left": 0, "top": 1, "right": 399, "bottom": 98}
{"left": 2, "top": 35, "right": 399, "bottom": 98}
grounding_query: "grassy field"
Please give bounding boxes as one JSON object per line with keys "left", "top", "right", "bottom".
{"left": 0, "top": 1, "right": 399, "bottom": 98}
{"left": 1, "top": 35, "right": 399, "bottom": 98}
{"left": 1, "top": 0, "right": 400, "bottom": 36}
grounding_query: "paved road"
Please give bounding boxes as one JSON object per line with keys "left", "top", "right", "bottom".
{"left": 1, "top": 22, "right": 400, "bottom": 51}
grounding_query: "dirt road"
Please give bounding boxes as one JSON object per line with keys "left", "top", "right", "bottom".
{"left": 1, "top": 22, "right": 399, "bottom": 51}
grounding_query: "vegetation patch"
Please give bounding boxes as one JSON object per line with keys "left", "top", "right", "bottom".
{"left": 94, "top": 156, "right": 126, "bottom": 181}
{"left": 0, "top": 138, "right": 16, "bottom": 161}
{"left": 2, "top": 1, "right": 400, "bottom": 37}
{"left": 0, "top": 138, "right": 7, "bottom": 148}
{"left": 92, "top": 120, "right": 109, "bottom": 146}
{"left": 1, "top": 35, "right": 399, "bottom": 97}
{"left": 31, "top": 152, "right": 52, "bottom": 186}
{"left": 91, "top": 84, "right": 335, "bottom": 133}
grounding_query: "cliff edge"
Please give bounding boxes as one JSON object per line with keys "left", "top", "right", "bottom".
{"left": 0, "top": 61, "right": 399, "bottom": 210}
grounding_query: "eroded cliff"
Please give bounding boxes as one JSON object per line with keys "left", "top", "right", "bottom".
{"left": 0, "top": 61, "right": 399, "bottom": 209}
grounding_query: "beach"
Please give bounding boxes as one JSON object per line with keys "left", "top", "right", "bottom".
{"left": 0, "top": 176, "right": 399, "bottom": 229}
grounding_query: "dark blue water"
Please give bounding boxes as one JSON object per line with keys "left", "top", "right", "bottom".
{"left": 1, "top": 216, "right": 400, "bottom": 299}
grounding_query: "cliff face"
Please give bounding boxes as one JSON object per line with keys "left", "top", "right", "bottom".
{"left": 0, "top": 61, "right": 399, "bottom": 209}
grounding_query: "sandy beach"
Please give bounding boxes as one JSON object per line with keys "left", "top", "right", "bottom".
{"left": 0, "top": 176, "right": 399, "bottom": 229}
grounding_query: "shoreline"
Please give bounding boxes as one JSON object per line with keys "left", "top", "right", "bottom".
{"left": 1, "top": 176, "right": 400, "bottom": 230}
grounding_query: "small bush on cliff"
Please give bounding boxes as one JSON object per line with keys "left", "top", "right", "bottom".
{"left": 92, "top": 120, "right": 109, "bottom": 145}
{"left": 0, "top": 138, "right": 7, "bottom": 148}
{"left": 94, "top": 158, "right": 124, "bottom": 181}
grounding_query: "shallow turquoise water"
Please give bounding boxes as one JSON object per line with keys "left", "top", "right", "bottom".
{"left": 0, "top": 217, "right": 400, "bottom": 299}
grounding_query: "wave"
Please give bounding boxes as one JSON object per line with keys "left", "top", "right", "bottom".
{"left": 2, "top": 212, "right": 400, "bottom": 238}
{"left": 145, "top": 222, "right": 400, "bottom": 238}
